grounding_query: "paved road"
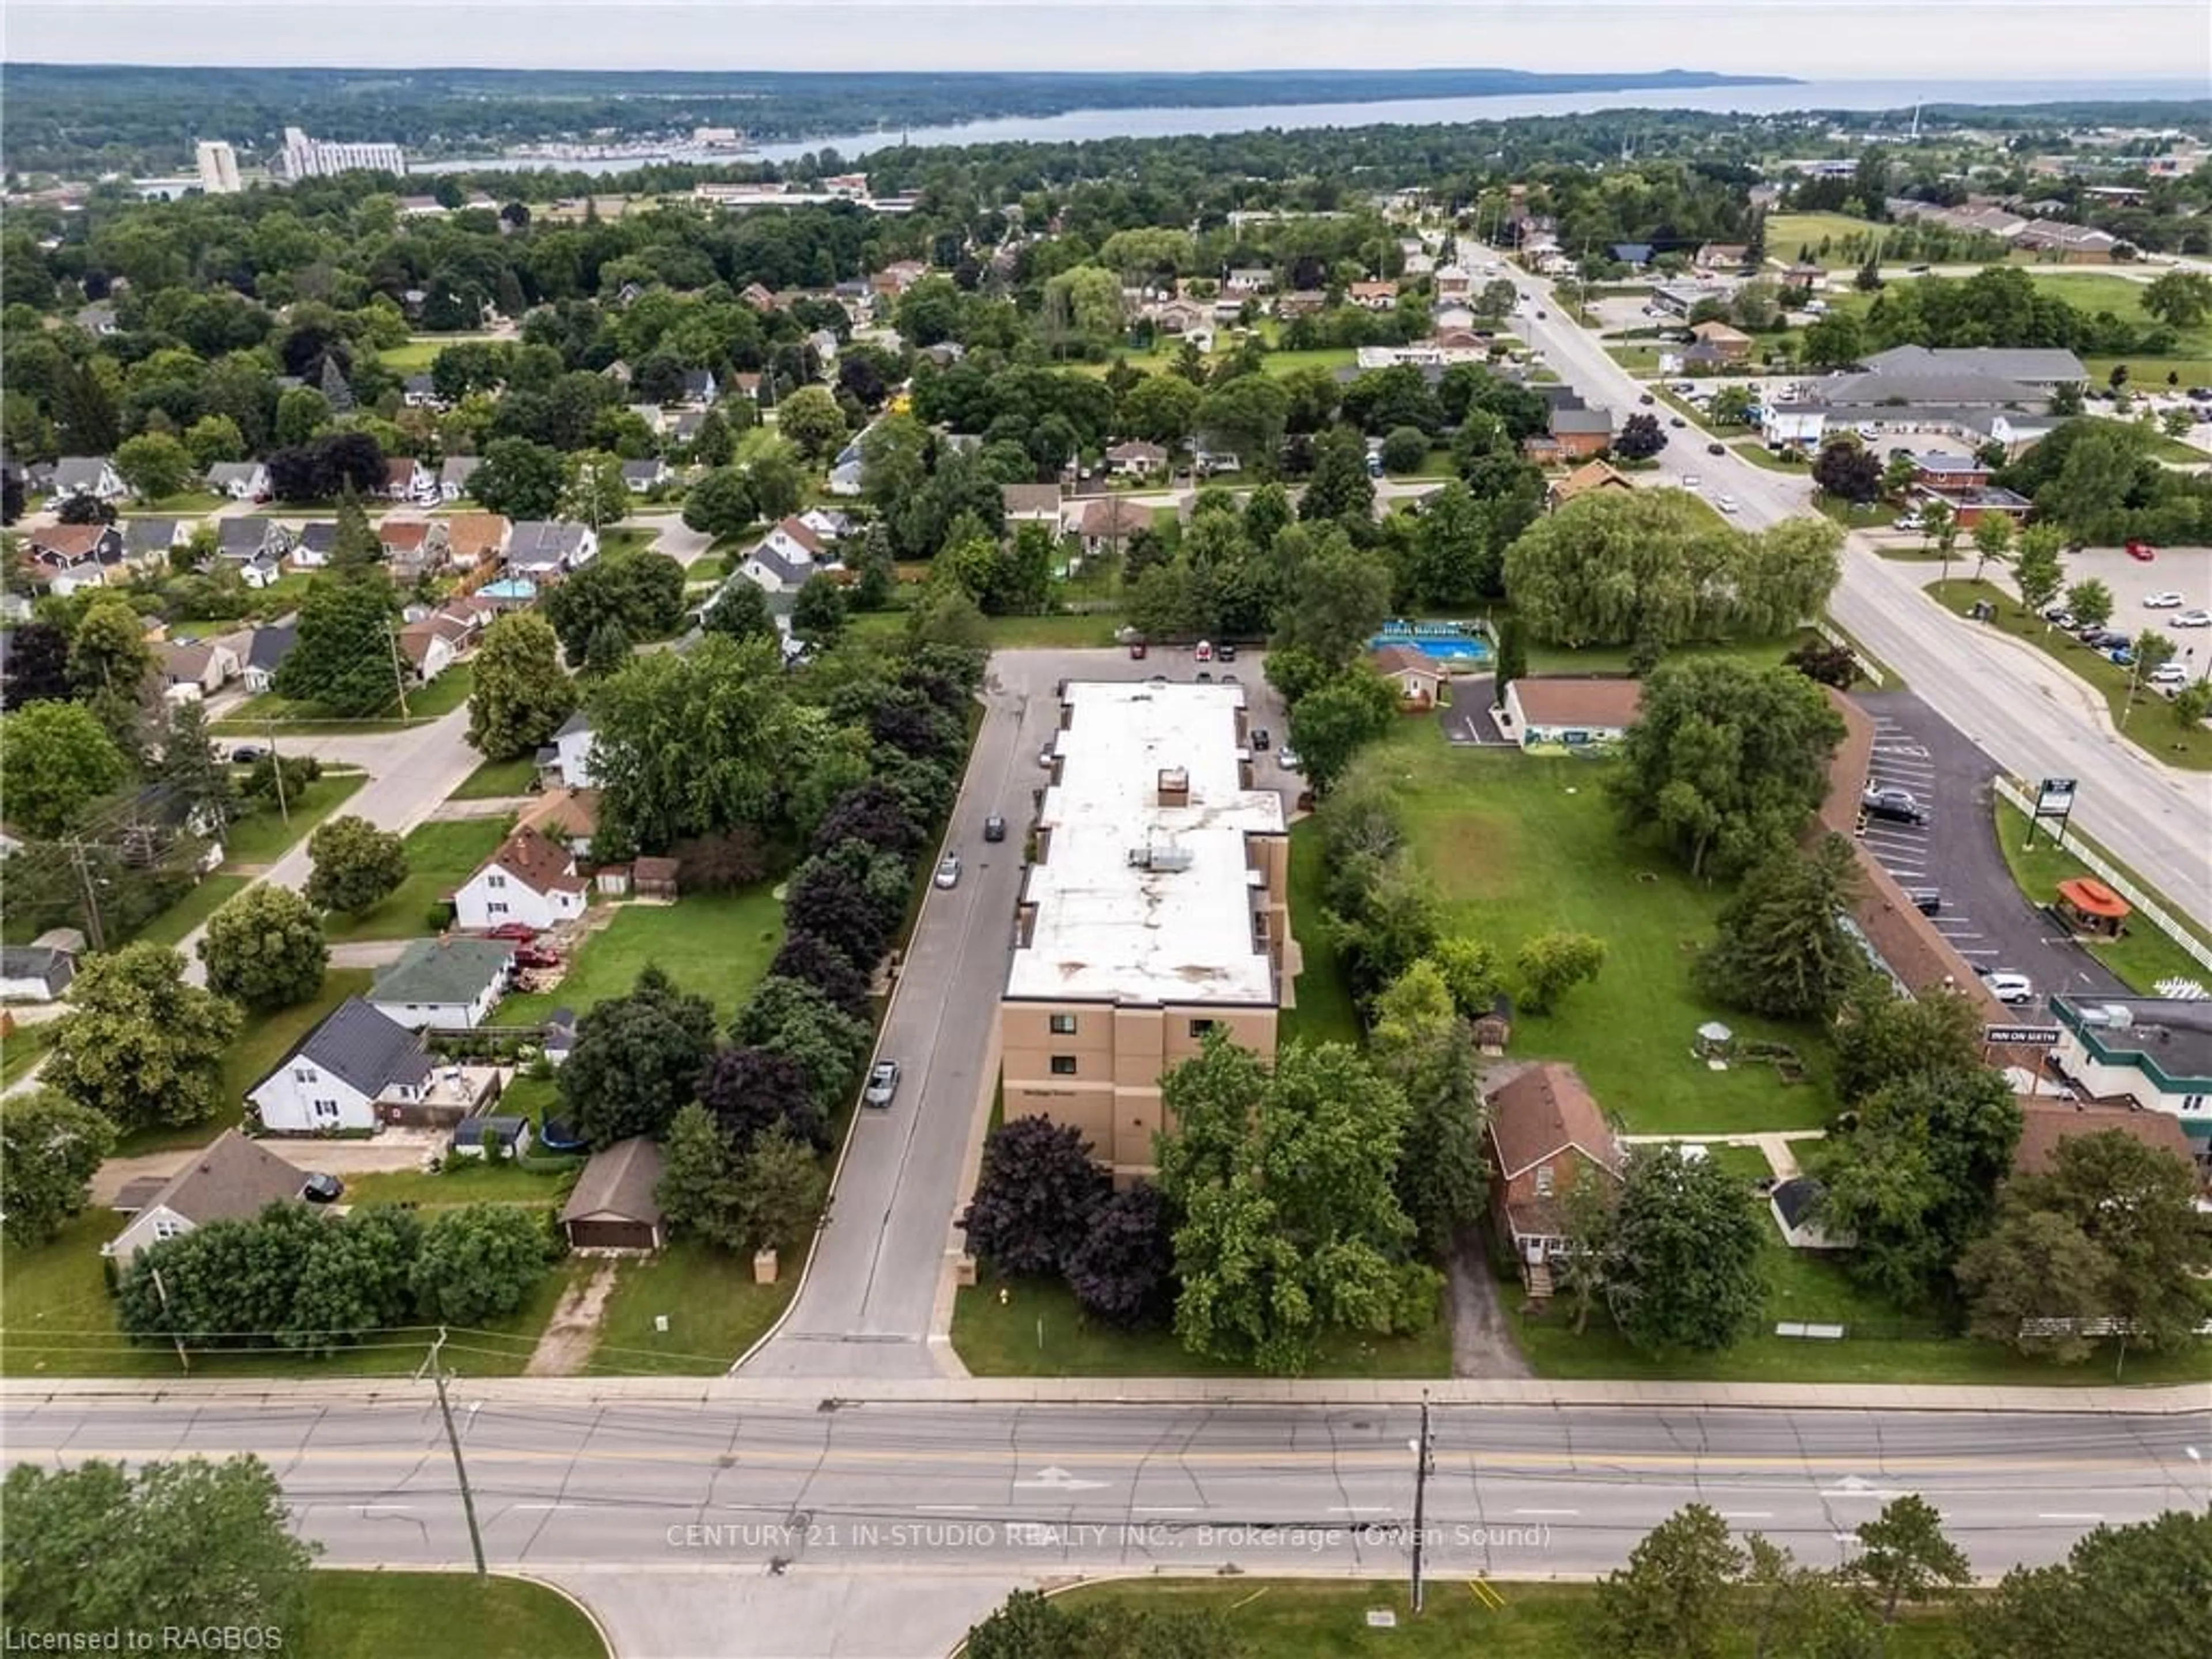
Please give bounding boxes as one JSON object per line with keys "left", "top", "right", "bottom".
{"left": 5, "top": 1389, "right": 2203, "bottom": 1643}
{"left": 1488, "top": 252, "right": 2212, "bottom": 930}
{"left": 739, "top": 649, "right": 1296, "bottom": 1379}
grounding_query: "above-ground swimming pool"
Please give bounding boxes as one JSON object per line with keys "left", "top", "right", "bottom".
{"left": 1369, "top": 623, "right": 1493, "bottom": 663}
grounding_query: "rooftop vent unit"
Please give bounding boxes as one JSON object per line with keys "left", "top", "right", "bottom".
{"left": 1127, "top": 843, "right": 1195, "bottom": 873}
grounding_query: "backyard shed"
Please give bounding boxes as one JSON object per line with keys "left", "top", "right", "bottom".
{"left": 561, "top": 1137, "right": 666, "bottom": 1252}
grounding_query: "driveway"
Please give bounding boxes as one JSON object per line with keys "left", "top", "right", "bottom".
{"left": 1439, "top": 675, "right": 1512, "bottom": 744}
{"left": 89, "top": 1130, "right": 446, "bottom": 1203}
{"left": 1853, "top": 690, "right": 2126, "bottom": 1010}
{"left": 737, "top": 646, "right": 1295, "bottom": 1380}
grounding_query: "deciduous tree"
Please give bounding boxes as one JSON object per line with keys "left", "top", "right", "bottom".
{"left": 1286, "top": 666, "right": 1397, "bottom": 794}
{"left": 1064, "top": 1182, "right": 1176, "bottom": 1329}
{"left": 657, "top": 1100, "right": 748, "bottom": 1250}
{"left": 960, "top": 1116, "right": 1110, "bottom": 1280}
{"left": 44, "top": 943, "right": 241, "bottom": 1132}
{"left": 304, "top": 815, "right": 410, "bottom": 917}
{"left": 275, "top": 577, "right": 399, "bottom": 715}
{"left": 113, "top": 431, "right": 195, "bottom": 501}
{"left": 0, "top": 1089, "right": 116, "bottom": 1246}
{"left": 198, "top": 884, "right": 329, "bottom": 1010}
{"left": 1591, "top": 1503, "right": 1745, "bottom": 1659}
{"left": 698, "top": 1044, "right": 824, "bottom": 1153}
{"left": 466, "top": 611, "right": 575, "bottom": 761}
{"left": 469, "top": 435, "right": 567, "bottom": 521}
{"left": 1604, "top": 1148, "right": 1766, "bottom": 1353}
{"left": 558, "top": 965, "right": 717, "bottom": 1147}
{"left": 0, "top": 701, "right": 129, "bottom": 836}
{"left": 410, "top": 1203, "right": 553, "bottom": 1326}
{"left": 1514, "top": 930, "right": 1608, "bottom": 1014}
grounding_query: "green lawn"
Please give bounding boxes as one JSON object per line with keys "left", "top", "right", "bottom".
{"left": 1281, "top": 821, "right": 1362, "bottom": 1048}
{"left": 1520, "top": 628, "right": 1801, "bottom": 680}
{"left": 393, "top": 662, "right": 475, "bottom": 719}
{"left": 119, "top": 489, "right": 225, "bottom": 516}
{"left": 135, "top": 873, "right": 249, "bottom": 947}
{"left": 1926, "top": 579, "right": 2212, "bottom": 770}
{"left": 2, "top": 1021, "right": 58, "bottom": 1088}
{"left": 1387, "top": 723, "right": 1835, "bottom": 1134}
{"left": 214, "top": 665, "right": 471, "bottom": 730}
{"left": 451, "top": 755, "right": 541, "bottom": 799}
{"left": 1052, "top": 1580, "right": 1965, "bottom": 1658}
{"left": 1992, "top": 802, "right": 2210, "bottom": 991}
{"left": 299, "top": 1571, "right": 606, "bottom": 1659}
{"left": 220, "top": 772, "right": 368, "bottom": 868}
{"left": 1730, "top": 439, "right": 1812, "bottom": 474}
{"left": 342, "top": 1158, "right": 583, "bottom": 1209}
{"left": 0, "top": 1204, "right": 584, "bottom": 1379}
{"left": 1766, "top": 211, "right": 1884, "bottom": 264}
{"left": 597, "top": 527, "right": 658, "bottom": 558}
{"left": 2089, "top": 356, "right": 2212, "bottom": 392}
{"left": 1813, "top": 495, "right": 1892, "bottom": 530}
{"left": 377, "top": 338, "right": 448, "bottom": 373}
{"left": 589, "top": 1240, "right": 797, "bottom": 1374}
{"left": 497, "top": 887, "right": 783, "bottom": 1023}
{"left": 954, "top": 1274, "right": 1453, "bottom": 1378}
{"left": 322, "top": 819, "right": 511, "bottom": 943}
{"left": 1260, "top": 346, "right": 1358, "bottom": 378}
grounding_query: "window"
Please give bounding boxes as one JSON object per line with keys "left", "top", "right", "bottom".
{"left": 487, "top": 902, "right": 508, "bottom": 915}
{"left": 1533, "top": 1165, "right": 1555, "bottom": 1197}
{"left": 487, "top": 873, "right": 507, "bottom": 889}
{"left": 313, "top": 1100, "right": 341, "bottom": 1121}
{"left": 292, "top": 1066, "right": 316, "bottom": 1084}
{"left": 152, "top": 1218, "right": 183, "bottom": 1241}
{"left": 1048, "top": 1013, "right": 1078, "bottom": 1036}
{"left": 2184, "top": 1094, "right": 2207, "bottom": 1113}
{"left": 1049, "top": 1056, "right": 1078, "bottom": 1077}
{"left": 1188, "top": 1019, "right": 1217, "bottom": 1039}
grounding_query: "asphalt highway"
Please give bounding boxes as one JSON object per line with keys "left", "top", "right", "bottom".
{"left": 1490, "top": 256, "right": 2212, "bottom": 927}
{"left": 4, "top": 1392, "right": 2203, "bottom": 1583}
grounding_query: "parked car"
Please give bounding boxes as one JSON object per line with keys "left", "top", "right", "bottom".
{"left": 1251, "top": 727, "right": 1272, "bottom": 750}
{"left": 1277, "top": 748, "right": 1303, "bottom": 771}
{"left": 1037, "top": 745, "right": 1056, "bottom": 767}
{"left": 1194, "top": 641, "right": 1214, "bottom": 662}
{"left": 1216, "top": 643, "right": 1238, "bottom": 662}
{"left": 983, "top": 813, "right": 1007, "bottom": 843}
{"left": 1861, "top": 786, "right": 1927, "bottom": 825}
{"left": 1715, "top": 495, "right": 1739, "bottom": 514}
{"left": 2107, "top": 646, "right": 2135, "bottom": 667}
{"left": 2146, "top": 662, "right": 2188, "bottom": 685}
{"left": 1681, "top": 474, "right": 1700, "bottom": 488}
{"left": 1893, "top": 514, "right": 1924, "bottom": 532}
{"left": 1669, "top": 416, "right": 1687, "bottom": 429}
{"left": 1536, "top": 309, "right": 1548, "bottom": 319}
{"left": 1907, "top": 888, "right": 1943, "bottom": 916}
{"left": 512, "top": 944, "right": 562, "bottom": 971}
{"left": 485, "top": 922, "right": 540, "bottom": 942}
{"left": 300, "top": 1173, "right": 346, "bottom": 1205}
{"left": 2041, "top": 604, "right": 2075, "bottom": 624}
{"left": 2170, "top": 609, "right": 2211, "bottom": 628}
{"left": 1979, "top": 970, "right": 2035, "bottom": 1006}
{"left": 229, "top": 745, "right": 268, "bottom": 764}
{"left": 2126, "top": 540, "right": 2158, "bottom": 561}
{"left": 1128, "top": 639, "right": 1147, "bottom": 660}
{"left": 1638, "top": 392, "right": 1656, "bottom": 405}
{"left": 2143, "top": 591, "right": 2186, "bottom": 608}
{"left": 863, "top": 1060, "right": 900, "bottom": 1108}
{"left": 934, "top": 853, "right": 961, "bottom": 889}
{"left": 1196, "top": 670, "right": 1213, "bottom": 683}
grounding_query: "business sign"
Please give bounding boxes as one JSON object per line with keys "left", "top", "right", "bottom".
{"left": 1984, "top": 1024, "right": 2062, "bottom": 1048}
{"left": 2036, "top": 778, "right": 2076, "bottom": 814}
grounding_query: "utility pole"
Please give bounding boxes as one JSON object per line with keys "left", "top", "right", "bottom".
{"left": 149, "top": 1265, "right": 190, "bottom": 1374}
{"left": 265, "top": 720, "right": 289, "bottom": 824}
{"left": 421, "top": 1330, "right": 488, "bottom": 1578}
{"left": 62, "top": 837, "right": 107, "bottom": 952}
{"left": 384, "top": 623, "right": 412, "bottom": 721}
{"left": 1408, "top": 1392, "right": 1435, "bottom": 1615}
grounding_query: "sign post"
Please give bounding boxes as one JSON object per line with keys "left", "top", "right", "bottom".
{"left": 2027, "top": 778, "right": 2076, "bottom": 850}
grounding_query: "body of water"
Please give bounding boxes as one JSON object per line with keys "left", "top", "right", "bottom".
{"left": 411, "top": 79, "right": 2206, "bottom": 176}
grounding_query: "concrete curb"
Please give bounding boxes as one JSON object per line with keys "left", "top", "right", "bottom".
{"left": 9, "top": 1376, "right": 2206, "bottom": 1414}
{"left": 521, "top": 1571, "right": 623, "bottom": 1659}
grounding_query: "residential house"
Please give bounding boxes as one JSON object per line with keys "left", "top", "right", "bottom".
{"left": 560, "top": 1138, "right": 668, "bottom": 1251}
{"left": 438, "top": 456, "right": 482, "bottom": 502}
{"left": 22, "top": 524, "right": 126, "bottom": 596}
{"left": 1609, "top": 243, "right": 1654, "bottom": 268}
{"left": 103, "top": 1131, "right": 310, "bottom": 1266}
{"left": 52, "top": 456, "right": 126, "bottom": 502}
{"left": 678, "top": 369, "right": 719, "bottom": 407}
{"left": 378, "top": 516, "right": 442, "bottom": 573}
{"left": 520, "top": 787, "right": 601, "bottom": 862}
{"left": 2013, "top": 1097, "right": 2202, "bottom": 1181}
{"left": 542, "top": 710, "right": 599, "bottom": 790}
{"left": 739, "top": 516, "right": 838, "bottom": 593}
{"left": 1272, "top": 290, "right": 1329, "bottom": 321}
{"left": 1074, "top": 495, "right": 1149, "bottom": 558}
{"left": 401, "top": 374, "right": 446, "bottom": 410}
{"left": 1432, "top": 264, "right": 1474, "bottom": 298}
{"left": 247, "top": 996, "right": 431, "bottom": 1134}
{"left": 444, "top": 511, "right": 512, "bottom": 570}
{"left": 1222, "top": 267, "right": 1275, "bottom": 295}
{"left": 1147, "top": 297, "right": 1210, "bottom": 335}
{"left": 2048, "top": 997, "right": 2212, "bottom": 1167}
{"left": 204, "top": 461, "right": 270, "bottom": 501}
{"left": 1547, "top": 459, "right": 1634, "bottom": 509}
{"left": 1104, "top": 441, "right": 1168, "bottom": 479}
{"left": 1694, "top": 243, "right": 1752, "bottom": 272}
{"left": 622, "top": 458, "right": 670, "bottom": 494}
{"left": 0, "top": 944, "right": 75, "bottom": 1002}
{"left": 1369, "top": 643, "right": 1446, "bottom": 709}
{"left": 76, "top": 304, "right": 122, "bottom": 336}
{"left": 1523, "top": 403, "right": 1613, "bottom": 463}
{"left": 158, "top": 637, "right": 240, "bottom": 700}
{"left": 827, "top": 438, "right": 866, "bottom": 498}
{"left": 1649, "top": 281, "right": 1733, "bottom": 319}
{"left": 740, "top": 282, "right": 780, "bottom": 313}
{"left": 1688, "top": 320, "right": 1754, "bottom": 363}
{"left": 1781, "top": 262, "right": 1828, "bottom": 291}
{"left": 1001, "top": 483, "right": 1063, "bottom": 527}
{"left": 383, "top": 458, "right": 435, "bottom": 505}
{"left": 1485, "top": 1062, "right": 1623, "bottom": 1272}
{"left": 394, "top": 615, "right": 467, "bottom": 684}
{"left": 1496, "top": 677, "right": 1643, "bottom": 752}
{"left": 453, "top": 826, "right": 589, "bottom": 933}
{"left": 122, "top": 517, "right": 188, "bottom": 570}
{"left": 1347, "top": 279, "right": 1400, "bottom": 311}
{"left": 796, "top": 506, "right": 854, "bottom": 544}
{"left": 368, "top": 937, "right": 517, "bottom": 1031}
{"left": 505, "top": 521, "right": 598, "bottom": 579}
{"left": 240, "top": 622, "right": 297, "bottom": 692}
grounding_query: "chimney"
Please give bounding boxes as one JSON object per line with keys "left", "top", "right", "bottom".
{"left": 1157, "top": 766, "right": 1190, "bottom": 808}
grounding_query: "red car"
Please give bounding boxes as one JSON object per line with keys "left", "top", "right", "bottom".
{"left": 484, "top": 922, "right": 539, "bottom": 942}
{"left": 2127, "top": 540, "right": 2158, "bottom": 562}
{"left": 512, "top": 945, "right": 562, "bottom": 971}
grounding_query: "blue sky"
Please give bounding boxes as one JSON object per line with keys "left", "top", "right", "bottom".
{"left": 3, "top": 2, "right": 2192, "bottom": 77}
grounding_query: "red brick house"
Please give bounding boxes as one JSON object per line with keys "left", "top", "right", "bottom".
{"left": 1486, "top": 1063, "right": 1623, "bottom": 1281}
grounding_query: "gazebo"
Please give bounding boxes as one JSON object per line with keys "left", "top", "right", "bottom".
{"left": 2054, "top": 877, "right": 2130, "bottom": 940}
{"left": 1694, "top": 1021, "right": 1735, "bottom": 1063}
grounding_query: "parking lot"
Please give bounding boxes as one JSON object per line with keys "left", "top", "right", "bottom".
{"left": 1853, "top": 691, "right": 2127, "bottom": 1010}
{"left": 2048, "top": 543, "right": 2212, "bottom": 627}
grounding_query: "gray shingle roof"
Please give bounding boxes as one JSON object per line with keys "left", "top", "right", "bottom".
{"left": 560, "top": 1137, "right": 665, "bottom": 1225}
{"left": 246, "top": 623, "right": 297, "bottom": 675}
{"left": 53, "top": 457, "right": 114, "bottom": 493}
{"left": 268, "top": 997, "right": 431, "bottom": 1099}
{"left": 131, "top": 1129, "right": 308, "bottom": 1227}
{"left": 508, "top": 521, "right": 589, "bottom": 566}
{"left": 123, "top": 518, "right": 181, "bottom": 555}
{"left": 1859, "top": 345, "right": 2086, "bottom": 386}
{"left": 370, "top": 937, "right": 516, "bottom": 1009}
{"left": 1815, "top": 370, "right": 2044, "bottom": 410}
{"left": 205, "top": 461, "right": 262, "bottom": 489}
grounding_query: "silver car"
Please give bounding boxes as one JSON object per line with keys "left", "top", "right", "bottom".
{"left": 863, "top": 1060, "right": 900, "bottom": 1108}
{"left": 934, "top": 853, "right": 961, "bottom": 889}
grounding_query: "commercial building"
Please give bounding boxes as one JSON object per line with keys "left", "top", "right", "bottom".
{"left": 195, "top": 139, "right": 241, "bottom": 194}
{"left": 281, "top": 126, "right": 406, "bottom": 180}
{"left": 1001, "top": 682, "right": 1290, "bottom": 1179}
{"left": 2048, "top": 996, "right": 2212, "bottom": 1169}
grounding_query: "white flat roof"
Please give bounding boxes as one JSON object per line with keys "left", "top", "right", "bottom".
{"left": 1008, "top": 681, "right": 1285, "bottom": 1007}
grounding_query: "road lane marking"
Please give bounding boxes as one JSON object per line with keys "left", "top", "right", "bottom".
{"left": 1718, "top": 1511, "right": 1773, "bottom": 1519}
{"left": 1330, "top": 1505, "right": 1389, "bottom": 1513}
{"left": 2037, "top": 1512, "right": 2104, "bottom": 1521}
{"left": 1513, "top": 1508, "right": 1580, "bottom": 1516}
{"left": 916, "top": 1505, "right": 979, "bottom": 1513}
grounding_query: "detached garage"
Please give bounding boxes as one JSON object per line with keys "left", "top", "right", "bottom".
{"left": 560, "top": 1137, "right": 666, "bottom": 1252}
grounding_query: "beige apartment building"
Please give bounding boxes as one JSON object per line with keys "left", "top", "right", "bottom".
{"left": 1001, "top": 681, "right": 1290, "bottom": 1179}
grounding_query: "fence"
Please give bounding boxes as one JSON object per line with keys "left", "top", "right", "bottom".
{"left": 1991, "top": 776, "right": 2212, "bottom": 978}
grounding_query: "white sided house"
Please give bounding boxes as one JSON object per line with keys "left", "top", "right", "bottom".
{"left": 543, "top": 709, "right": 599, "bottom": 790}
{"left": 368, "top": 937, "right": 518, "bottom": 1031}
{"left": 104, "top": 1131, "right": 311, "bottom": 1265}
{"left": 740, "top": 516, "right": 840, "bottom": 593}
{"left": 454, "top": 826, "right": 589, "bottom": 933}
{"left": 247, "top": 997, "right": 432, "bottom": 1134}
